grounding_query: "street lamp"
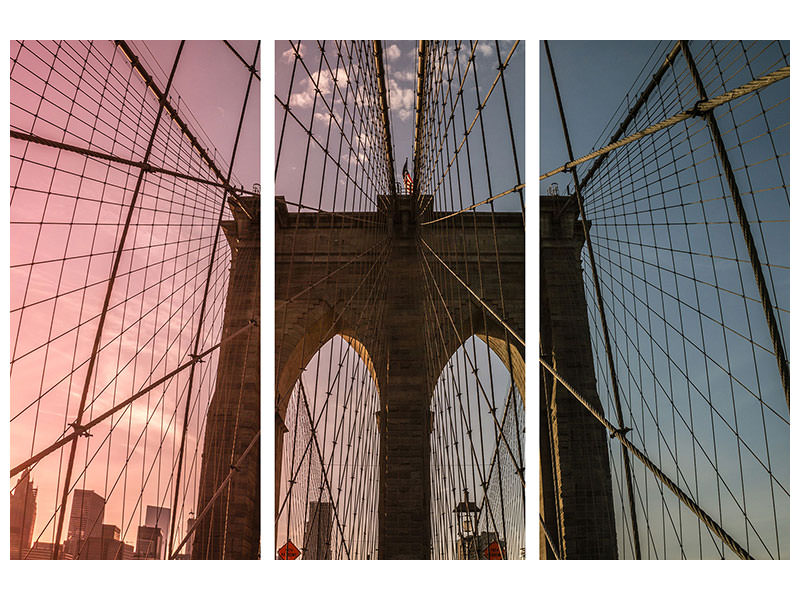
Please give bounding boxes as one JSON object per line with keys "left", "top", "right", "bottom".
{"left": 453, "top": 493, "right": 480, "bottom": 559}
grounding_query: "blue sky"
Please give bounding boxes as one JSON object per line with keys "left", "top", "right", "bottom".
{"left": 540, "top": 40, "right": 789, "bottom": 559}
{"left": 275, "top": 40, "right": 524, "bottom": 212}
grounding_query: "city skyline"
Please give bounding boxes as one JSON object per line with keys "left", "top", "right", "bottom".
{"left": 10, "top": 478, "right": 199, "bottom": 559}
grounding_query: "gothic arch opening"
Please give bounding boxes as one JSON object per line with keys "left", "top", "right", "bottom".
{"left": 428, "top": 334, "right": 525, "bottom": 559}
{"left": 275, "top": 334, "right": 380, "bottom": 560}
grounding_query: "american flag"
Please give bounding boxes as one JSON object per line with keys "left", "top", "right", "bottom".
{"left": 402, "top": 158, "right": 413, "bottom": 194}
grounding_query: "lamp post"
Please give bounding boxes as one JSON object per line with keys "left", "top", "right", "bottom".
{"left": 453, "top": 493, "right": 480, "bottom": 559}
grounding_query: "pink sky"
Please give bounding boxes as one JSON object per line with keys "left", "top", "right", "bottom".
{"left": 10, "top": 40, "right": 259, "bottom": 553}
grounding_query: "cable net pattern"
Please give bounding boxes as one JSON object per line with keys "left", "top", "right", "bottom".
{"left": 417, "top": 41, "right": 526, "bottom": 560}
{"left": 543, "top": 40, "right": 788, "bottom": 560}
{"left": 10, "top": 40, "right": 259, "bottom": 560}
{"left": 275, "top": 40, "right": 388, "bottom": 559}
{"left": 275, "top": 40, "right": 525, "bottom": 560}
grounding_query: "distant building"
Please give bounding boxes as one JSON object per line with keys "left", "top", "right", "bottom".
{"left": 302, "top": 501, "right": 333, "bottom": 560}
{"left": 10, "top": 469, "right": 37, "bottom": 560}
{"left": 101, "top": 523, "right": 120, "bottom": 541}
{"left": 145, "top": 505, "right": 171, "bottom": 559}
{"left": 24, "top": 541, "right": 74, "bottom": 560}
{"left": 135, "top": 525, "right": 162, "bottom": 559}
{"left": 456, "top": 531, "right": 507, "bottom": 560}
{"left": 185, "top": 517, "right": 196, "bottom": 557}
{"left": 120, "top": 542, "right": 135, "bottom": 560}
{"left": 79, "top": 525, "right": 134, "bottom": 560}
{"left": 64, "top": 489, "right": 105, "bottom": 557}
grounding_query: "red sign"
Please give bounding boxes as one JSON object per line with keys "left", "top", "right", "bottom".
{"left": 484, "top": 541, "right": 504, "bottom": 560}
{"left": 278, "top": 540, "right": 300, "bottom": 560}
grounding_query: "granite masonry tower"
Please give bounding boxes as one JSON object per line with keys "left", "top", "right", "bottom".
{"left": 539, "top": 194, "right": 617, "bottom": 559}
{"left": 276, "top": 194, "right": 524, "bottom": 559}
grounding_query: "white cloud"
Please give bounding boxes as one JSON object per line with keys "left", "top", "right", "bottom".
{"left": 291, "top": 89, "right": 314, "bottom": 108}
{"left": 290, "top": 67, "right": 350, "bottom": 109}
{"left": 386, "top": 44, "right": 401, "bottom": 62}
{"left": 388, "top": 76, "right": 414, "bottom": 122}
{"left": 477, "top": 42, "right": 493, "bottom": 58}
{"left": 393, "top": 69, "right": 415, "bottom": 83}
{"left": 280, "top": 47, "right": 298, "bottom": 63}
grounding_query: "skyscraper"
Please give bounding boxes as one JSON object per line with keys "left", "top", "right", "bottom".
{"left": 10, "top": 469, "right": 37, "bottom": 559}
{"left": 135, "top": 525, "right": 162, "bottom": 559}
{"left": 144, "top": 505, "right": 171, "bottom": 559}
{"left": 80, "top": 524, "right": 134, "bottom": 560}
{"left": 25, "top": 542, "right": 74, "bottom": 560}
{"left": 65, "top": 489, "right": 105, "bottom": 557}
{"left": 302, "top": 501, "right": 333, "bottom": 560}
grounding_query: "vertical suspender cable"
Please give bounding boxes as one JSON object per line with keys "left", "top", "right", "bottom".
{"left": 544, "top": 40, "right": 642, "bottom": 559}
{"left": 373, "top": 41, "right": 397, "bottom": 202}
{"left": 412, "top": 40, "right": 429, "bottom": 206}
{"left": 679, "top": 41, "right": 789, "bottom": 410}
{"left": 51, "top": 41, "right": 186, "bottom": 560}
{"left": 168, "top": 41, "right": 260, "bottom": 558}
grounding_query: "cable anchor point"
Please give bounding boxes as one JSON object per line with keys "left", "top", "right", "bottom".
{"left": 687, "top": 100, "right": 708, "bottom": 119}
{"left": 610, "top": 426, "right": 632, "bottom": 439}
{"left": 70, "top": 422, "right": 92, "bottom": 438}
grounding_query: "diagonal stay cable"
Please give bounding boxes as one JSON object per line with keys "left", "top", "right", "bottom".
{"left": 539, "top": 357, "right": 755, "bottom": 560}
{"left": 168, "top": 429, "right": 260, "bottom": 559}
{"left": 274, "top": 236, "right": 390, "bottom": 521}
{"left": 576, "top": 42, "right": 683, "bottom": 195}
{"left": 274, "top": 93, "right": 381, "bottom": 210}
{"left": 10, "top": 130, "right": 231, "bottom": 191}
{"left": 373, "top": 41, "right": 397, "bottom": 199}
{"left": 544, "top": 39, "right": 642, "bottom": 559}
{"left": 412, "top": 40, "right": 429, "bottom": 202}
{"left": 296, "top": 378, "right": 351, "bottom": 559}
{"left": 470, "top": 383, "right": 524, "bottom": 558}
{"left": 11, "top": 236, "right": 219, "bottom": 421}
{"left": 10, "top": 320, "right": 255, "bottom": 478}
{"left": 418, "top": 243, "right": 524, "bottom": 485}
{"left": 50, "top": 41, "right": 186, "bottom": 559}
{"left": 418, "top": 237, "right": 523, "bottom": 349}
{"left": 275, "top": 242, "right": 390, "bottom": 523}
{"left": 679, "top": 41, "right": 789, "bottom": 409}
{"left": 115, "top": 41, "right": 232, "bottom": 189}
{"left": 420, "top": 184, "right": 525, "bottom": 226}
{"left": 224, "top": 41, "right": 260, "bottom": 80}
{"left": 419, "top": 41, "right": 520, "bottom": 215}
{"left": 419, "top": 261, "right": 515, "bottom": 543}
{"left": 274, "top": 237, "right": 389, "bottom": 309}
{"left": 587, "top": 251, "right": 788, "bottom": 496}
{"left": 169, "top": 40, "right": 260, "bottom": 558}
{"left": 540, "top": 65, "right": 789, "bottom": 181}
